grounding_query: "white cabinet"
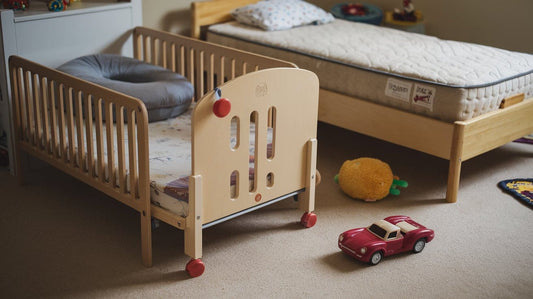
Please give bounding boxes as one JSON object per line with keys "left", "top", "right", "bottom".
{"left": 0, "top": 0, "right": 142, "bottom": 173}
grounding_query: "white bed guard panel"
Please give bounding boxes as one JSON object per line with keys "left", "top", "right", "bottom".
{"left": 207, "top": 19, "right": 533, "bottom": 122}
{"left": 192, "top": 68, "right": 319, "bottom": 224}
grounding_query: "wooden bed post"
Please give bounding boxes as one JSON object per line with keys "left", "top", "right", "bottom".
{"left": 190, "top": 0, "right": 258, "bottom": 39}
{"left": 447, "top": 123, "right": 466, "bottom": 203}
{"left": 10, "top": 64, "right": 25, "bottom": 185}
{"left": 299, "top": 138, "right": 318, "bottom": 213}
{"left": 140, "top": 209, "right": 153, "bottom": 267}
{"left": 184, "top": 174, "right": 205, "bottom": 277}
{"left": 185, "top": 175, "right": 203, "bottom": 259}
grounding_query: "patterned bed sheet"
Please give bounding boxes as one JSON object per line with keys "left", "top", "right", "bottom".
{"left": 77, "top": 101, "right": 268, "bottom": 218}
{"left": 147, "top": 104, "right": 268, "bottom": 217}
{"left": 147, "top": 105, "right": 194, "bottom": 217}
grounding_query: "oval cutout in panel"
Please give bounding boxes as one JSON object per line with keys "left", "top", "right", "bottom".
{"left": 249, "top": 111, "right": 258, "bottom": 192}
{"left": 267, "top": 106, "right": 276, "bottom": 159}
{"left": 267, "top": 172, "right": 274, "bottom": 187}
{"left": 230, "top": 170, "right": 239, "bottom": 199}
{"left": 230, "top": 116, "right": 240, "bottom": 150}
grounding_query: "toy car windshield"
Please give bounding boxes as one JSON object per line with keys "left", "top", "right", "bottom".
{"left": 368, "top": 224, "right": 387, "bottom": 238}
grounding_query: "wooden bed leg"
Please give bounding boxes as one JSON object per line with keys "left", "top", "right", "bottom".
{"left": 298, "top": 138, "right": 317, "bottom": 213}
{"left": 185, "top": 174, "right": 205, "bottom": 277}
{"left": 140, "top": 207, "right": 153, "bottom": 267}
{"left": 447, "top": 123, "right": 465, "bottom": 203}
{"left": 447, "top": 156, "right": 461, "bottom": 203}
{"left": 298, "top": 139, "right": 318, "bottom": 228}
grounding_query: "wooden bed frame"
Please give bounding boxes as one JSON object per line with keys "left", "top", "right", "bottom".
{"left": 191, "top": 0, "right": 533, "bottom": 203}
{"left": 9, "top": 27, "right": 319, "bottom": 277}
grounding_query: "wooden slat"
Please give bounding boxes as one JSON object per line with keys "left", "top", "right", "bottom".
{"left": 57, "top": 84, "right": 67, "bottom": 162}
{"left": 499, "top": 93, "right": 524, "bottom": 108}
{"left": 31, "top": 74, "right": 42, "bottom": 148}
{"left": 84, "top": 95, "right": 95, "bottom": 175}
{"left": 105, "top": 101, "right": 115, "bottom": 185}
{"left": 10, "top": 66, "right": 23, "bottom": 140}
{"left": 48, "top": 80, "right": 58, "bottom": 158}
{"left": 40, "top": 77, "right": 51, "bottom": 153}
{"left": 127, "top": 109, "right": 138, "bottom": 198}
{"left": 23, "top": 71, "right": 33, "bottom": 143}
{"left": 75, "top": 91, "right": 85, "bottom": 169}
{"left": 116, "top": 106, "right": 127, "bottom": 193}
{"left": 151, "top": 205, "right": 186, "bottom": 229}
{"left": 65, "top": 87, "right": 76, "bottom": 167}
{"left": 133, "top": 30, "right": 141, "bottom": 60}
{"left": 94, "top": 98, "right": 105, "bottom": 182}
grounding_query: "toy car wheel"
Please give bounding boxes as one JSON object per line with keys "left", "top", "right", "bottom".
{"left": 186, "top": 258, "right": 205, "bottom": 277}
{"left": 369, "top": 251, "right": 383, "bottom": 265}
{"left": 413, "top": 239, "right": 426, "bottom": 253}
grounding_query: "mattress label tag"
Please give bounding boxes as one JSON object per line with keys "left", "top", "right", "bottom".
{"left": 385, "top": 78, "right": 412, "bottom": 103}
{"left": 412, "top": 84, "right": 435, "bottom": 111}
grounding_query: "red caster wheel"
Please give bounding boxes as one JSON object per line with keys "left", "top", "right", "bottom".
{"left": 186, "top": 258, "right": 205, "bottom": 277}
{"left": 300, "top": 212, "right": 317, "bottom": 228}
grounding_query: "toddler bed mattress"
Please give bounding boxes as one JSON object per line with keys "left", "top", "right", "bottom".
{"left": 96, "top": 104, "right": 269, "bottom": 218}
{"left": 207, "top": 19, "right": 533, "bottom": 122}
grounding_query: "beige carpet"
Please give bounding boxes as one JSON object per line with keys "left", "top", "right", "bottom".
{"left": 1, "top": 123, "right": 532, "bottom": 298}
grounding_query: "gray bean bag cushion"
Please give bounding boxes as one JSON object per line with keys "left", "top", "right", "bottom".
{"left": 57, "top": 54, "right": 194, "bottom": 122}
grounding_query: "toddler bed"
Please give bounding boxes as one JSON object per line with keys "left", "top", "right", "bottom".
{"left": 191, "top": 0, "right": 533, "bottom": 203}
{"left": 9, "top": 27, "right": 320, "bottom": 277}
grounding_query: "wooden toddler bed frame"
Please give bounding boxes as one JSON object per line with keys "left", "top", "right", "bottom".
{"left": 9, "top": 27, "right": 319, "bottom": 277}
{"left": 191, "top": 0, "right": 533, "bottom": 203}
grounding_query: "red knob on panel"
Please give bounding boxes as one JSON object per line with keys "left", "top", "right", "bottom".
{"left": 213, "top": 98, "right": 231, "bottom": 118}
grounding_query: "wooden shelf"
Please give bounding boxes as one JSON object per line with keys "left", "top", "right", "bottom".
{"left": 12, "top": 1, "right": 132, "bottom": 22}
{"left": 0, "top": 0, "right": 141, "bottom": 174}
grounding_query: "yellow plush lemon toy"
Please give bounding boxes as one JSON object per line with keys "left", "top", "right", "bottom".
{"left": 334, "top": 157, "right": 408, "bottom": 201}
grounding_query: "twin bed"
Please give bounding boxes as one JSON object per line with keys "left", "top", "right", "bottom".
{"left": 191, "top": 0, "right": 533, "bottom": 203}
{"left": 9, "top": 27, "right": 319, "bottom": 277}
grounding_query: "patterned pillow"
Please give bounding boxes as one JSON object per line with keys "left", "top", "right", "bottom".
{"left": 231, "top": 0, "right": 334, "bottom": 31}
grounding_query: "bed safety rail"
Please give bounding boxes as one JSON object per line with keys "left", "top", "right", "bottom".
{"left": 132, "top": 26, "right": 296, "bottom": 101}
{"left": 9, "top": 56, "right": 153, "bottom": 266}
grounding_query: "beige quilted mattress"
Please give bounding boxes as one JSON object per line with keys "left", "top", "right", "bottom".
{"left": 207, "top": 19, "right": 533, "bottom": 122}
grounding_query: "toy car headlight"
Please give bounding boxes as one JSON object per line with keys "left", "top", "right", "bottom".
{"left": 360, "top": 247, "right": 367, "bottom": 254}
{"left": 339, "top": 234, "right": 344, "bottom": 242}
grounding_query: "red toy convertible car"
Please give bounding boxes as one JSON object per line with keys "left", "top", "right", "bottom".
{"left": 338, "top": 215, "right": 434, "bottom": 265}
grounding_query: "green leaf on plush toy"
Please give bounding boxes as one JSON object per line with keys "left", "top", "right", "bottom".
{"left": 389, "top": 179, "right": 408, "bottom": 196}
{"left": 393, "top": 179, "right": 408, "bottom": 188}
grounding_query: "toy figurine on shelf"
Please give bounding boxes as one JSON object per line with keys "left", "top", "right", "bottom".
{"left": 341, "top": 3, "right": 368, "bottom": 16}
{"left": 48, "top": 0, "right": 70, "bottom": 11}
{"left": 2, "top": 0, "right": 29, "bottom": 10}
{"left": 393, "top": 0, "right": 418, "bottom": 22}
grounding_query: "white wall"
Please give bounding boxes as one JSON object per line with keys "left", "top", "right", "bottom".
{"left": 143, "top": 0, "right": 533, "bottom": 53}
{"left": 142, "top": 0, "right": 192, "bottom": 36}
{"left": 313, "top": 0, "right": 533, "bottom": 53}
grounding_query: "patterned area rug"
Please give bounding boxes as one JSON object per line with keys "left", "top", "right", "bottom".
{"left": 498, "top": 178, "right": 533, "bottom": 208}
{"left": 514, "top": 134, "right": 533, "bottom": 144}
